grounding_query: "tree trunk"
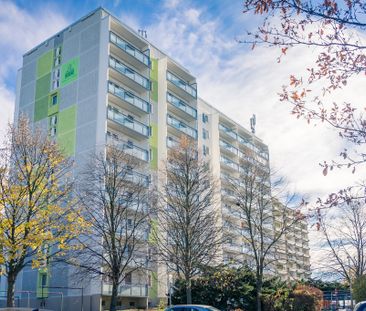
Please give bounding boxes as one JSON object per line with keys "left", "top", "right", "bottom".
{"left": 256, "top": 276, "right": 262, "bottom": 311}
{"left": 185, "top": 277, "right": 192, "bottom": 304}
{"left": 7, "top": 271, "right": 16, "bottom": 307}
{"left": 109, "top": 281, "right": 118, "bottom": 311}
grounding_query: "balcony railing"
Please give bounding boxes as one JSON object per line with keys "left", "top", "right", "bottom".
{"left": 167, "top": 71, "right": 197, "bottom": 98}
{"left": 220, "top": 156, "right": 239, "bottom": 171}
{"left": 126, "top": 170, "right": 150, "bottom": 187}
{"left": 106, "top": 135, "right": 149, "bottom": 162}
{"left": 110, "top": 32, "right": 150, "bottom": 66}
{"left": 107, "top": 106, "right": 150, "bottom": 137}
{"left": 108, "top": 81, "right": 150, "bottom": 113}
{"left": 167, "top": 114, "right": 197, "bottom": 139}
{"left": 167, "top": 136, "right": 179, "bottom": 149}
{"left": 109, "top": 56, "right": 150, "bottom": 90}
{"left": 167, "top": 92, "right": 197, "bottom": 118}
{"left": 219, "top": 124, "right": 237, "bottom": 140}
{"left": 102, "top": 283, "right": 148, "bottom": 297}
{"left": 220, "top": 140, "right": 238, "bottom": 155}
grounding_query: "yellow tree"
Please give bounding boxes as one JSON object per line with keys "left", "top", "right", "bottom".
{"left": 0, "top": 116, "right": 86, "bottom": 307}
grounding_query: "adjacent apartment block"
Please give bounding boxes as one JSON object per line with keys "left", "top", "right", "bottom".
{"left": 9, "top": 7, "right": 310, "bottom": 311}
{"left": 275, "top": 207, "right": 311, "bottom": 281}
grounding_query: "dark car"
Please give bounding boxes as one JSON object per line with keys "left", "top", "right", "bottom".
{"left": 165, "top": 305, "right": 220, "bottom": 311}
{"left": 355, "top": 302, "right": 366, "bottom": 311}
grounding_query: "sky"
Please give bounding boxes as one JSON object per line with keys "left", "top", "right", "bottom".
{"left": 0, "top": 0, "right": 364, "bottom": 267}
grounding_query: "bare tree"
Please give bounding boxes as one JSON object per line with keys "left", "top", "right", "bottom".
{"left": 319, "top": 200, "right": 366, "bottom": 291}
{"left": 240, "top": 0, "right": 366, "bottom": 204}
{"left": 73, "top": 146, "right": 152, "bottom": 311}
{"left": 0, "top": 116, "right": 85, "bottom": 307}
{"left": 152, "top": 137, "right": 223, "bottom": 304}
{"left": 225, "top": 152, "right": 303, "bottom": 311}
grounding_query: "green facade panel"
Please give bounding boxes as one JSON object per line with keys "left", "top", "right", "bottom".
{"left": 149, "top": 271, "right": 158, "bottom": 299}
{"left": 150, "top": 58, "right": 158, "bottom": 102}
{"left": 58, "top": 130, "right": 76, "bottom": 156}
{"left": 37, "top": 50, "right": 53, "bottom": 78}
{"left": 35, "top": 73, "right": 51, "bottom": 100}
{"left": 34, "top": 96, "right": 49, "bottom": 122}
{"left": 149, "top": 123, "right": 158, "bottom": 169}
{"left": 60, "top": 57, "right": 79, "bottom": 87}
{"left": 58, "top": 105, "right": 77, "bottom": 135}
{"left": 48, "top": 104, "right": 59, "bottom": 116}
{"left": 57, "top": 105, "right": 77, "bottom": 156}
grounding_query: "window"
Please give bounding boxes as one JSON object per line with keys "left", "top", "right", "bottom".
{"left": 52, "top": 79, "right": 60, "bottom": 90}
{"left": 125, "top": 272, "right": 132, "bottom": 284}
{"left": 54, "top": 46, "right": 62, "bottom": 68}
{"left": 202, "top": 129, "right": 209, "bottom": 140}
{"left": 203, "top": 145, "right": 209, "bottom": 156}
{"left": 49, "top": 114, "right": 58, "bottom": 137}
{"left": 148, "top": 274, "right": 151, "bottom": 286}
{"left": 50, "top": 93, "right": 58, "bottom": 106}
{"left": 202, "top": 113, "right": 209, "bottom": 123}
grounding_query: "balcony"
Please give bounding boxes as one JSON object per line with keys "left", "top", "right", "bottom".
{"left": 220, "top": 156, "right": 239, "bottom": 171}
{"left": 109, "top": 56, "right": 150, "bottom": 92}
{"left": 167, "top": 136, "right": 179, "bottom": 149}
{"left": 219, "top": 124, "right": 237, "bottom": 141}
{"left": 108, "top": 81, "right": 150, "bottom": 114}
{"left": 102, "top": 283, "right": 148, "bottom": 297}
{"left": 107, "top": 106, "right": 149, "bottom": 139}
{"left": 167, "top": 71, "right": 197, "bottom": 99}
{"left": 167, "top": 92, "right": 197, "bottom": 119}
{"left": 167, "top": 114, "right": 197, "bottom": 140}
{"left": 126, "top": 170, "right": 150, "bottom": 187}
{"left": 110, "top": 32, "right": 149, "bottom": 68}
{"left": 106, "top": 135, "right": 149, "bottom": 162}
{"left": 224, "top": 243, "right": 242, "bottom": 254}
{"left": 220, "top": 140, "right": 238, "bottom": 156}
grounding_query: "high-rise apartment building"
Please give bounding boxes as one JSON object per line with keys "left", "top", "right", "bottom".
{"left": 274, "top": 207, "right": 311, "bottom": 281}
{"left": 9, "top": 7, "right": 310, "bottom": 311}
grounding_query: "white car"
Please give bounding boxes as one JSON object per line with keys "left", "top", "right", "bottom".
{"left": 354, "top": 302, "right": 366, "bottom": 311}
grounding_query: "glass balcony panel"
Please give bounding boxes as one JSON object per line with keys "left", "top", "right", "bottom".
{"left": 107, "top": 107, "right": 149, "bottom": 137}
{"left": 220, "top": 140, "right": 238, "bottom": 155}
{"left": 167, "top": 115, "right": 197, "bottom": 139}
{"left": 109, "top": 56, "right": 150, "bottom": 90}
{"left": 220, "top": 156, "right": 239, "bottom": 171}
{"left": 108, "top": 81, "right": 150, "bottom": 113}
{"left": 167, "top": 137, "right": 179, "bottom": 148}
{"left": 106, "top": 135, "right": 149, "bottom": 161}
{"left": 167, "top": 92, "right": 197, "bottom": 118}
{"left": 110, "top": 32, "right": 149, "bottom": 66}
{"left": 167, "top": 71, "right": 197, "bottom": 98}
{"left": 126, "top": 171, "right": 149, "bottom": 186}
{"left": 219, "top": 124, "right": 237, "bottom": 140}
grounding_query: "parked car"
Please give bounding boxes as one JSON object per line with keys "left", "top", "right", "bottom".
{"left": 354, "top": 302, "right": 366, "bottom": 311}
{"left": 165, "top": 305, "right": 220, "bottom": 311}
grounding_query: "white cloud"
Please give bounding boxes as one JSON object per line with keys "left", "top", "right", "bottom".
{"left": 0, "top": 85, "right": 14, "bottom": 141}
{"left": 146, "top": 2, "right": 364, "bottom": 201}
{"left": 0, "top": 1, "right": 68, "bottom": 145}
{"left": 163, "top": 0, "right": 182, "bottom": 9}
